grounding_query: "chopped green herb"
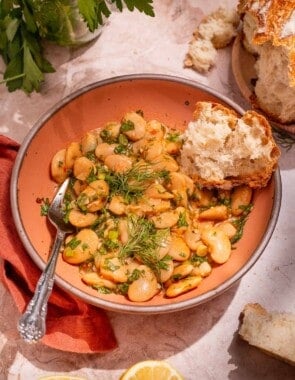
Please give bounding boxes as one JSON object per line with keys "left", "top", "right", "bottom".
{"left": 94, "top": 286, "right": 112, "bottom": 294}
{"left": 166, "top": 132, "right": 181, "bottom": 142}
{"left": 103, "top": 258, "right": 120, "bottom": 272}
{"left": 86, "top": 168, "right": 98, "bottom": 183}
{"left": 40, "top": 198, "right": 50, "bottom": 216}
{"left": 172, "top": 273, "right": 182, "bottom": 281}
{"left": 100, "top": 129, "right": 115, "bottom": 143}
{"left": 76, "top": 193, "right": 89, "bottom": 212}
{"left": 120, "top": 119, "right": 135, "bottom": 132}
{"left": 82, "top": 243, "right": 89, "bottom": 251}
{"left": 177, "top": 211, "right": 188, "bottom": 227}
{"left": 231, "top": 204, "right": 253, "bottom": 244}
{"left": 128, "top": 268, "right": 144, "bottom": 282}
{"left": 191, "top": 254, "right": 207, "bottom": 265}
{"left": 117, "top": 282, "right": 129, "bottom": 295}
{"left": 66, "top": 237, "right": 81, "bottom": 250}
{"left": 85, "top": 150, "right": 96, "bottom": 161}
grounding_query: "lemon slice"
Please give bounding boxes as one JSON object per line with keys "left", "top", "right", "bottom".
{"left": 120, "top": 360, "right": 183, "bottom": 380}
{"left": 38, "top": 376, "right": 87, "bottom": 380}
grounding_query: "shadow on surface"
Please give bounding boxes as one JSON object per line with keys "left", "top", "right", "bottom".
{"left": 227, "top": 330, "right": 295, "bottom": 380}
{"left": 1, "top": 281, "right": 239, "bottom": 377}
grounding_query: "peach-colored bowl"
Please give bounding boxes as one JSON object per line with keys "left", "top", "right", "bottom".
{"left": 10, "top": 74, "right": 281, "bottom": 314}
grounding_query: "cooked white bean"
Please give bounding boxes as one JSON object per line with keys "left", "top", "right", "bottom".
{"left": 201, "top": 227, "right": 231, "bottom": 264}
{"left": 104, "top": 154, "right": 132, "bottom": 173}
{"left": 184, "top": 228, "right": 201, "bottom": 250}
{"left": 103, "top": 121, "right": 121, "bottom": 139}
{"left": 144, "top": 140, "right": 164, "bottom": 162}
{"left": 122, "top": 111, "right": 146, "bottom": 141}
{"left": 51, "top": 148, "right": 67, "bottom": 183}
{"left": 166, "top": 276, "right": 202, "bottom": 298}
{"left": 68, "top": 209, "right": 97, "bottom": 227}
{"left": 199, "top": 205, "right": 228, "bottom": 221}
{"left": 82, "top": 272, "right": 116, "bottom": 289}
{"left": 73, "top": 156, "right": 95, "bottom": 181}
{"left": 172, "top": 262, "right": 194, "bottom": 279}
{"left": 159, "top": 260, "right": 174, "bottom": 283}
{"left": 81, "top": 132, "right": 98, "bottom": 154}
{"left": 65, "top": 142, "right": 82, "bottom": 170}
{"left": 100, "top": 256, "right": 129, "bottom": 283}
{"left": 63, "top": 229, "right": 101, "bottom": 264}
{"left": 199, "top": 261, "right": 212, "bottom": 277}
{"left": 95, "top": 142, "right": 118, "bottom": 161}
{"left": 150, "top": 210, "right": 179, "bottom": 229}
{"left": 168, "top": 235, "right": 190, "bottom": 261}
{"left": 108, "top": 195, "right": 126, "bottom": 215}
{"left": 144, "top": 183, "right": 173, "bottom": 200}
{"left": 231, "top": 185, "right": 252, "bottom": 216}
{"left": 152, "top": 154, "right": 179, "bottom": 172}
{"left": 128, "top": 265, "right": 159, "bottom": 302}
{"left": 216, "top": 221, "right": 237, "bottom": 239}
{"left": 118, "top": 218, "right": 129, "bottom": 244}
{"left": 145, "top": 119, "right": 165, "bottom": 140}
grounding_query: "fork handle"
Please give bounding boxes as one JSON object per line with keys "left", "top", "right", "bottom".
{"left": 18, "top": 229, "right": 66, "bottom": 343}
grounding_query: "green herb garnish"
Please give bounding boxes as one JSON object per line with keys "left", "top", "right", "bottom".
{"left": 118, "top": 215, "right": 169, "bottom": 278}
{"left": 166, "top": 131, "right": 181, "bottom": 142}
{"left": 66, "top": 237, "right": 81, "bottom": 250}
{"left": 40, "top": 197, "right": 50, "bottom": 216}
{"left": 231, "top": 204, "right": 253, "bottom": 244}
{"left": 177, "top": 211, "right": 188, "bottom": 227}
{"left": 0, "top": 0, "right": 154, "bottom": 93}
{"left": 104, "top": 162, "right": 168, "bottom": 203}
{"left": 120, "top": 120, "right": 135, "bottom": 132}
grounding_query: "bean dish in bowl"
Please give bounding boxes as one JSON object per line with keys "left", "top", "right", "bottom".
{"left": 10, "top": 74, "right": 281, "bottom": 313}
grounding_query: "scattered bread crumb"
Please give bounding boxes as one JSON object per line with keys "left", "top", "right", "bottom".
{"left": 184, "top": 7, "right": 239, "bottom": 73}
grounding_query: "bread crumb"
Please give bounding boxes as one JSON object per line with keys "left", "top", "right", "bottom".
{"left": 185, "top": 7, "right": 239, "bottom": 73}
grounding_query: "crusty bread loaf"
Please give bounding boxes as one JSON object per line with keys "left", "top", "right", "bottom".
{"left": 239, "top": 303, "right": 295, "bottom": 366}
{"left": 185, "top": 7, "right": 239, "bottom": 73}
{"left": 180, "top": 101, "right": 280, "bottom": 189}
{"left": 237, "top": 0, "right": 295, "bottom": 124}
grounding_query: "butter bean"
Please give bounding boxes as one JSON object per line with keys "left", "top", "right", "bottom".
{"left": 166, "top": 276, "right": 202, "bottom": 298}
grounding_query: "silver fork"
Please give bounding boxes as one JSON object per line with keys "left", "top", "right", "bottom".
{"left": 18, "top": 177, "right": 73, "bottom": 343}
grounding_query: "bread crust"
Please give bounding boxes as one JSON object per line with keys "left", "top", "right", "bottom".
{"left": 183, "top": 101, "right": 280, "bottom": 190}
{"left": 237, "top": 0, "right": 295, "bottom": 86}
{"left": 239, "top": 303, "right": 295, "bottom": 366}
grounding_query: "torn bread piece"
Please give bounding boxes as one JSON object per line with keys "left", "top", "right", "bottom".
{"left": 180, "top": 101, "right": 280, "bottom": 189}
{"left": 239, "top": 303, "right": 295, "bottom": 366}
{"left": 185, "top": 7, "right": 239, "bottom": 73}
{"left": 237, "top": 0, "right": 295, "bottom": 124}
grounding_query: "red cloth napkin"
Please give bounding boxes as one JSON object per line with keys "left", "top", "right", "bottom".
{"left": 0, "top": 135, "right": 117, "bottom": 353}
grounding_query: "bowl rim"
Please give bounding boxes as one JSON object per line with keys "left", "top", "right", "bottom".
{"left": 10, "top": 73, "right": 282, "bottom": 314}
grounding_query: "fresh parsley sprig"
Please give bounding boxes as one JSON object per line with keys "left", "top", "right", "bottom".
{"left": 0, "top": 0, "right": 154, "bottom": 93}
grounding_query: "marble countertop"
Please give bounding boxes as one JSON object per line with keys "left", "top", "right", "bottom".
{"left": 1, "top": 1, "right": 295, "bottom": 379}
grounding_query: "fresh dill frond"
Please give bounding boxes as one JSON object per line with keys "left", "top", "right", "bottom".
{"left": 104, "top": 162, "right": 168, "bottom": 203}
{"left": 118, "top": 216, "right": 169, "bottom": 278}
